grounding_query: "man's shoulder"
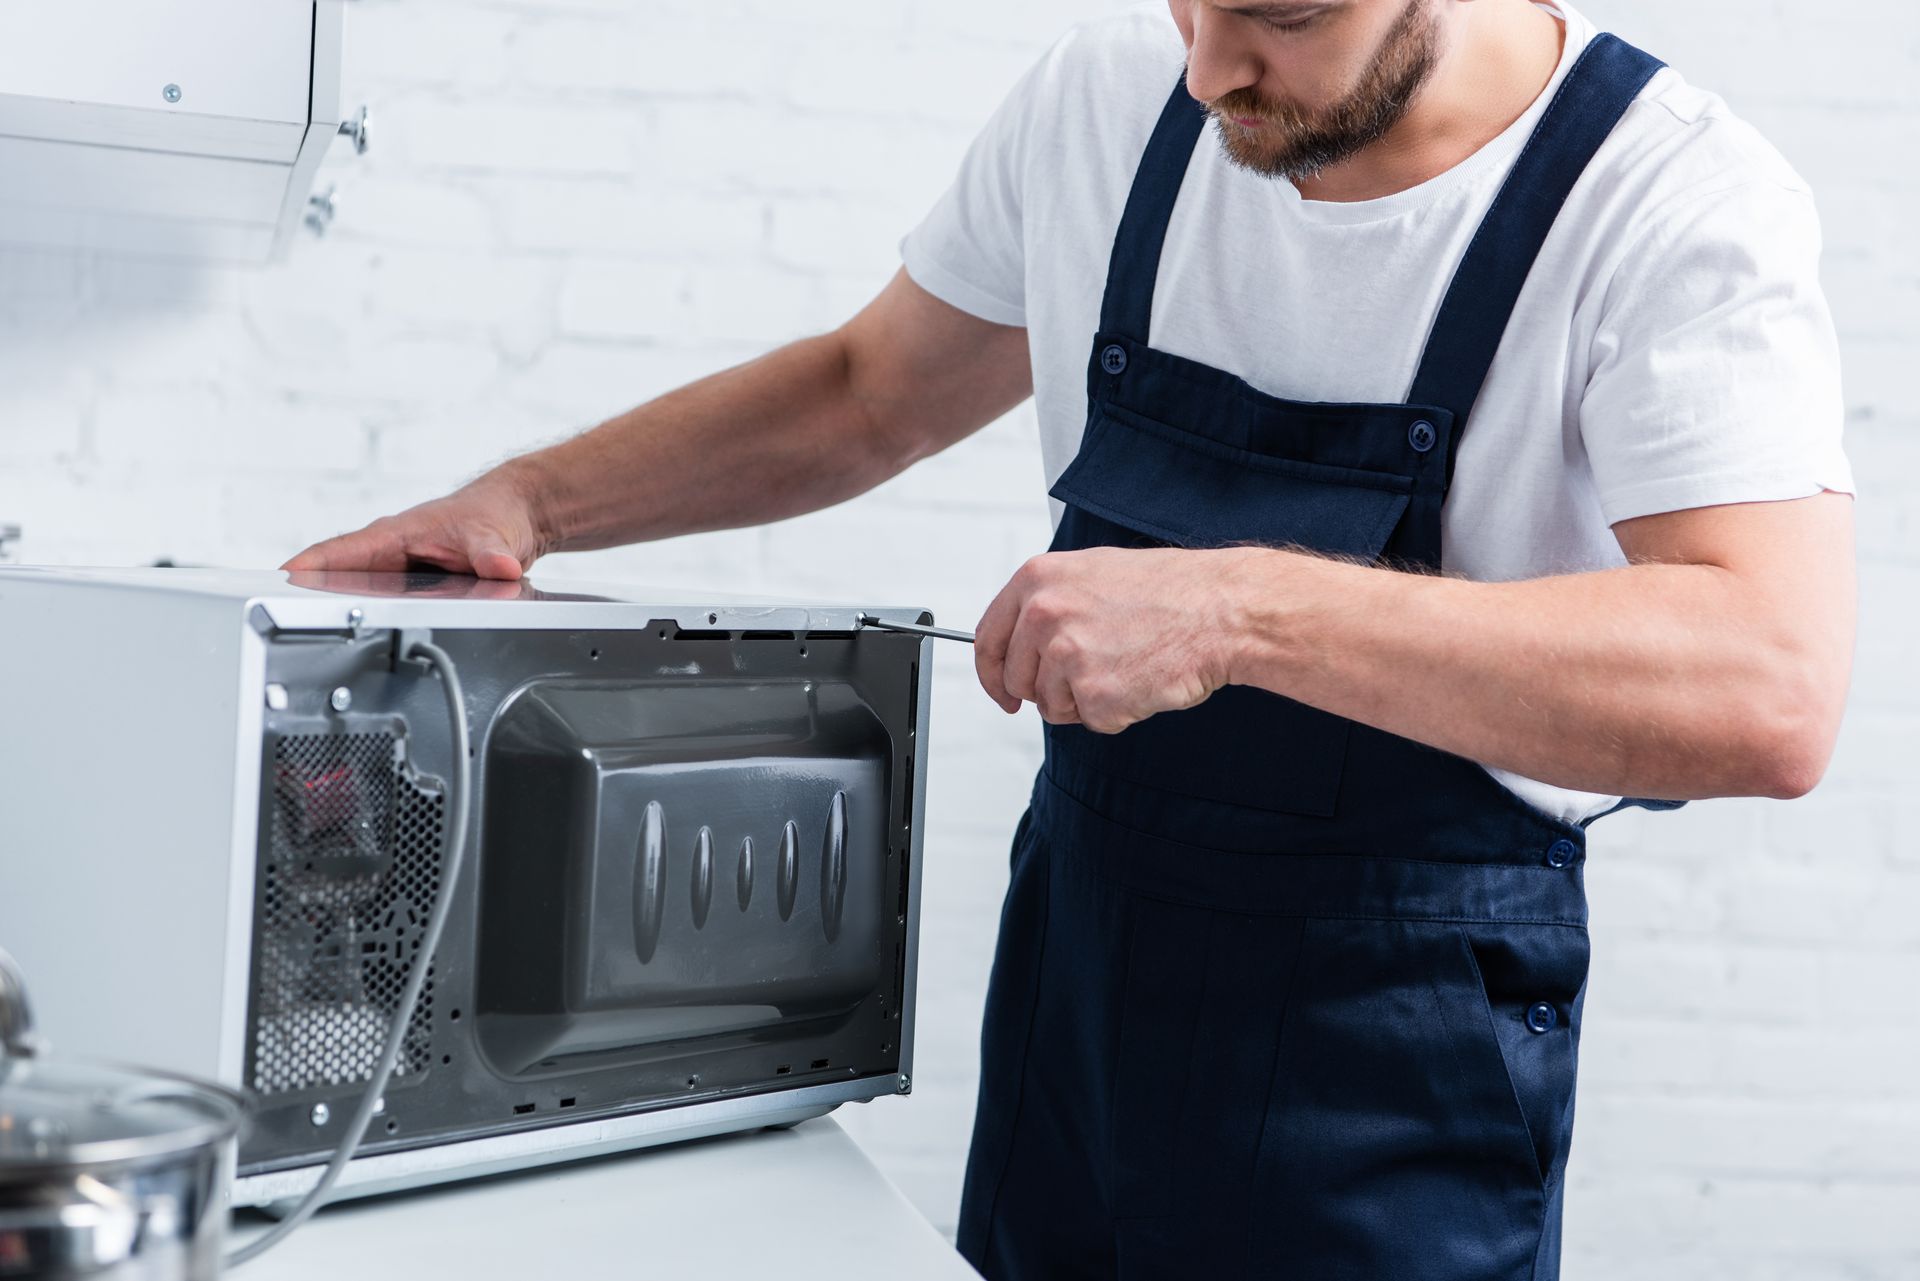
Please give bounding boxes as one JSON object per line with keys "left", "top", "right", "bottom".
{"left": 1606, "top": 60, "right": 1812, "bottom": 206}
{"left": 1027, "top": 4, "right": 1188, "bottom": 116}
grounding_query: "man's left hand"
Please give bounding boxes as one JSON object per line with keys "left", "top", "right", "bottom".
{"left": 974, "top": 546, "right": 1247, "bottom": 733}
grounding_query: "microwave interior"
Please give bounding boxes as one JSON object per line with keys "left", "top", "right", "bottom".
{"left": 239, "top": 621, "right": 921, "bottom": 1176}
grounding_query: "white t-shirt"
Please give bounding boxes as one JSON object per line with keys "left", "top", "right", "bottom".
{"left": 900, "top": 0, "right": 1854, "bottom": 825}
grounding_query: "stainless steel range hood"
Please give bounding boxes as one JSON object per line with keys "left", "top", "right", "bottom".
{"left": 0, "top": 1, "right": 356, "bottom": 263}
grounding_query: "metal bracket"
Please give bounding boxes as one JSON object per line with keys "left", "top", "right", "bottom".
{"left": 337, "top": 104, "right": 371, "bottom": 156}
{"left": 391, "top": 627, "right": 435, "bottom": 675}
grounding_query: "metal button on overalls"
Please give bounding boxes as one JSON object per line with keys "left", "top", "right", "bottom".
{"left": 957, "top": 34, "right": 1675, "bottom": 1281}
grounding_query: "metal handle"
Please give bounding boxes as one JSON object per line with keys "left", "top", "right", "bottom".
{"left": 337, "top": 104, "right": 371, "bottom": 156}
{"left": 0, "top": 945, "right": 40, "bottom": 1062}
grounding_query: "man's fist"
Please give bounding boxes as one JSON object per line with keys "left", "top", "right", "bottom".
{"left": 973, "top": 546, "right": 1251, "bottom": 734}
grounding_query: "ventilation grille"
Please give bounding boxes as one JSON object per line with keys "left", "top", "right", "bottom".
{"left": 249, "top": 731, "right": 445, "bottom": 1096}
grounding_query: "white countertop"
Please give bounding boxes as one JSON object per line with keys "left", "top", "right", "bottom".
{"left": 229, "top": 1117, "right": 978, "bottom": 1280}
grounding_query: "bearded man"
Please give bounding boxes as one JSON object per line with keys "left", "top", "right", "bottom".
{"left": 289, "top": 2, "right": 1856, "bottom": 1277}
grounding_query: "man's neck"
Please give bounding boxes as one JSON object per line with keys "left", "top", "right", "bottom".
{"left": 1293, "top": 0, "right": 1565, "bottom": 203}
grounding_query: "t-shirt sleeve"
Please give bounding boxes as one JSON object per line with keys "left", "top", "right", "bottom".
{"left": 1581, "top": 177, "right": 1855, "bottom": 526}
{"left": 898, "top": 50, "right": 1052, "bottom": 328}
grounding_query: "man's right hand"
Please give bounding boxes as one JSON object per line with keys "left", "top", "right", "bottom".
{"left": 281, "top": 470, "right": 546, "bottom": 581}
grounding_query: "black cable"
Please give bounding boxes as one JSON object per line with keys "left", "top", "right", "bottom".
{"left": 227, "top": 638, "right": 471, "bottom": 1267}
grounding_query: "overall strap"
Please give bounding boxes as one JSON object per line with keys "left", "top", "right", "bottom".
{"left": 1407, "top": 33, "right": 1665, "bottom": 483}
{"left": 1097, "top": 75, "right": 1210, "bottom": 340}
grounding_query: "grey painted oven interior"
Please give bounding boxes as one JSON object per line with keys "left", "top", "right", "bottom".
{"left": 235, "top": 617, "right": 930, "bottom": 1205}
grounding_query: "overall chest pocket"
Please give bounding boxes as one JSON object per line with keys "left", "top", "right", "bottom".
{"left": 1047, "top": 402, "right": 1415, "bottom": 818}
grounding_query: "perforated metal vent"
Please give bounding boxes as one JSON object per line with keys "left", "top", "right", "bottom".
{"left": 248, "top": 731, "right": 446, "bottom": 1096}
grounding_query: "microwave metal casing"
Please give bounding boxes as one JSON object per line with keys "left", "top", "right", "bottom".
{"left": 0, "top": 567, "right": 934, "bottom": 1208}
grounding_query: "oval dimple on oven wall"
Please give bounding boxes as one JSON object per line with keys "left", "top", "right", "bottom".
{"left": 777, "top": 820, "right": 799, "bottom": 922}
{"left": 691, "top": 825, "right": 714, "bottom": 929}
{"left": 821, "top": 790, "right": 848, "bottom": 943}
{"left": 633, "top": 800, "right": 667, "bottom": 963}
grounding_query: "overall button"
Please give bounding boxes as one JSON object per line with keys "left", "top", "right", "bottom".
{"left": 1545, "top": 838, "right": 1578, "bottom": 868}
{"left": 1525, "top": 1002, "right": 1559, "bottom": 1034}
{"left": 1408, "top": 419, "right": 1437, "bottom": 453}
{"left": 1100, "top": 344, "right": 1128, "bottom": 375}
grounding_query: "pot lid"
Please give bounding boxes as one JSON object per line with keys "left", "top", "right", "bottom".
{"left": 0, "top": 947, "right": 244, "bottom": 1177}
{"left": 0, "top": 1056, "right": 245, "bottom": 1177}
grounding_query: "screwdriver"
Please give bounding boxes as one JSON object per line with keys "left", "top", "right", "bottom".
{"left": 857, "top": 613, "right": 976, "bottom": 645}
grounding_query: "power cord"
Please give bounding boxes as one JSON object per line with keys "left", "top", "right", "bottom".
{"left": 227, "top": 638, "right": 471, "bottom": 1268}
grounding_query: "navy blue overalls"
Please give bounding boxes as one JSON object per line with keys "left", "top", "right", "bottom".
{"left": 957, "top": 35, "right": 1674, "bottom": 1281}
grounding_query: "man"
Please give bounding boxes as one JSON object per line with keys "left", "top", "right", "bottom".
{"left": 289, "top": 0, "right": 1856, "bottom": 1276}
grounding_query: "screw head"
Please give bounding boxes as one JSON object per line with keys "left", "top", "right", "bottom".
{"left": 162, "top": 83, "right": 181, "bottom": 104}
{"left": 309, "top": 1102, "right": 331, "bottom": 1127}
{"left": 346, "top": 607, "right": 364, "bottom": 631}
{"left": 897, "top": 1074, "right": 912, "bottom": 1095}
{"left": 329, "top": 686, "right": 353, "bottom": 712}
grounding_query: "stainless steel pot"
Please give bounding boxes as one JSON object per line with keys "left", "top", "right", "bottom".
{"left": 0, "top": 948, "right": 245, "bottom": 1280}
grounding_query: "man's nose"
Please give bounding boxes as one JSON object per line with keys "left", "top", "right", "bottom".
{"left": 1183, "top": 9, "right": 1263, "bottom": 103}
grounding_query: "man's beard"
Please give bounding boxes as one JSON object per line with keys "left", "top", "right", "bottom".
{"left": 1206, "top": 0, "right": 1440, "bottom": 181}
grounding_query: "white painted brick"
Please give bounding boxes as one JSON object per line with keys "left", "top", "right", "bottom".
{"left": 245, "top": 333, "right": 502, "bottom": 407}
{"left": 769, "top": 196, "right": 917, "bottom": 276}
{"left": 71, "top": 314, "right": 259, "bottom": 391}
{"left": 324, "top": 174, "right": 500, "bottom": 251}
{"left": 0, "top": 328, "right": 88, "bottom": 465}
{"left": 355, "top": 250, "right": 559, "bottom": 358}
{"left": 683, "top": 262, "right": 837, "bottom": 345}
{"left": 497, "top": 340, "right": 722, "bottom": 422}
{"left": 1586, "top": 856, "right": 1720, "bottom": 933}
{"left": 485, "top": 178, "right": 765, "bottom": 258}
{"left": 1816, "top": 949, "right": 1920, "bottom": 1022}
{"left": 773, "top": 30, "right": 1040, "bottom": 128}
{"left": 395, "top": 99, "right": 637, "bottom": 176}
{"left": 0, "top": 464, "right": 226, "bottom": 567}
{"left": 1591, "top": 939, "right": 1819, "bottom": 1025}
{"left": 342, "top": 3, "right": 518, "bottom": 92}
{"left": 93, "top": 387, "right": 365, "bottom": 474}
{"left": 642, "top": 100, "right": 952, "bottom": 199}
{"left": 0, "top": 248, "right": 82, "bottom": 302}
{"left": 1822, "top": 711, "right": 1920, "bottom": 792}
{"left": 513, "top": 15, "right": 779, "bottom": 99}
{"left": 557, "top": 258, "right": 695, "bottom": 339}
{"left": 1755, "top": 788, "right": 1900, "bottom": 867}
{"left": 368, "top": 394, "right": 563, "bottom": 479}
{"left": 1577, "top": 1096, "right": 1920, "bottom": 1180}
{"left": 1718, "top": 866, "right": 1913, "bottom": 946}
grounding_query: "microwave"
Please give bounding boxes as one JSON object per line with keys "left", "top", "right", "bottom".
{"left": 0, "top": 567, "right": 933, "bottom": 1209}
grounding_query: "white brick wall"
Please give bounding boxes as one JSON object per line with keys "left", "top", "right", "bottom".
{"left": 1, "top": 2, "right": 1914, "bottom": 1275}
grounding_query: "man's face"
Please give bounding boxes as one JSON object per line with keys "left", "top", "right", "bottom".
{"left": 1169, "top": 0, "right": 1443, "bottom": 180}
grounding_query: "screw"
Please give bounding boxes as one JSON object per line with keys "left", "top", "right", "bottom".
{"left": 309, "top": 1103, "right": 330, "bottom": 1127}
{"left": 264, "top": 683, "right": 289, "bottom": 711}
{"left": 897, "top": 1074, "right": 911, "bottom": 1095}
{"left": 162, "top": 84, "right": 181, "bottom": 103}
{"left": 329, "top": 686, "right": 353, "bottom": 712}
{"left": 346, "top": 607, "right": 364, "bottom": 631}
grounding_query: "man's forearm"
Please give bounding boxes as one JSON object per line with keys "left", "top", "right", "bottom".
{"left": 496, "top": 331, "right": 904, "bottom": 555}
{"left": 1222, "top": 544, "right": 1850, "bottom": 801}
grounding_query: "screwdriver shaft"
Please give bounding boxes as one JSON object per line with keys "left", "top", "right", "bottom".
{"left": 857, "top": 613, "right": 976, "bottom": 645}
